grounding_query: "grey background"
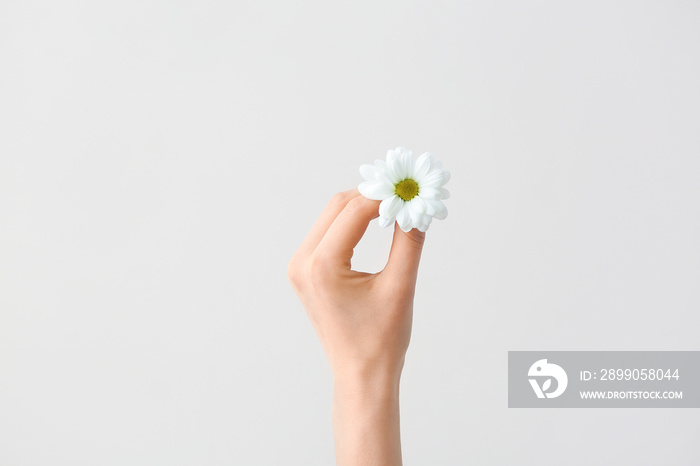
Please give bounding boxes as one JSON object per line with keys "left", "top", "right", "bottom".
{"left": 509, "top": 352, "right": 700, "bottom": 408}
{"left": 1, "top": 0, "right": 699, "bottom": 464}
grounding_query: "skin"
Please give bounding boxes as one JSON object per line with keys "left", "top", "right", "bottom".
{"left": 288, "top": 189, "right": 426, "bottom": 466}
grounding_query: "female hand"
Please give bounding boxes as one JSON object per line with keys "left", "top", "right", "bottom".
{"left": 288, "top": 189, "right": 426, "bottom": 466}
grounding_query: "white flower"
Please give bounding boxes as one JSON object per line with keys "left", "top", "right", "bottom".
{"left": 358, "top": 147, "right": 450, "bottom": 233}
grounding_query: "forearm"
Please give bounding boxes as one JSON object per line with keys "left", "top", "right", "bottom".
{"left": 332, "top": 369, "right": 403, "bottom": 466}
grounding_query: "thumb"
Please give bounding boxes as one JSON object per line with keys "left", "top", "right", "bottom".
{"left": 383, "top": 223, "right": 426, "bottom": 287}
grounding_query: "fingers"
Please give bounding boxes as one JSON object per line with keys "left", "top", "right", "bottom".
{"left": 294, "top": 189, "right": 360, "bottom": 261}
{"left": 382, "top": 224, "right": 426, "bottom": 287}
{"left": 313, "top": 196, "right": 381, "bottom": 268}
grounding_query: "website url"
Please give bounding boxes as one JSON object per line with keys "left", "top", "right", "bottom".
{"left": 580, "top": 391, "right": 682, "bottom": 400}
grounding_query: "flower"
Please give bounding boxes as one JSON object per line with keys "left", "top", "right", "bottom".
{"left": 358, "top": 147, "right": 450, "bottom": 233}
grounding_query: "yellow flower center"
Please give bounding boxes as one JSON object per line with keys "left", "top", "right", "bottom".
{"left": 394, "top": 179, "right": 419, "bottom": 201}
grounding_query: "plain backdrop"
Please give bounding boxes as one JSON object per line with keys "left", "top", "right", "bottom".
{"left": 1, "top": 1, "right": 699, "bottom": 464}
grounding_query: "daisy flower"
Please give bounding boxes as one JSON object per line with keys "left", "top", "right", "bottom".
{"left": 358, "top": 147, "right": 450, "bottom": 233}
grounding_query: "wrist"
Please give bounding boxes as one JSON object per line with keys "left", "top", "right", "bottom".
{"left": 332, "top": 354, "right": 405, "bottom": 386}
{"left": 333, "top": 368, "right": 401, "bottom": 406}
{"left": 331, "top": 364, "right": 403, "bottom": 466}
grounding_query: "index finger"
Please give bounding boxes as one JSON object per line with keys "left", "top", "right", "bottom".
{"left": 293, "top": 189, "right": 360, "bottom": 262}
{"left": 313, "top": 195, "right": 380, "bottom": 269}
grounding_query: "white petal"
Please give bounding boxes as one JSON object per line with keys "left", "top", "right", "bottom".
{"left": 399, "top": 221, "right": 413, "bottom": 233}
{"left": 386, "top": 155, "right": 403, "bottom": 183}
{"left": 418, "top": 187, "right": 441, "bottom": 200}
{"left": 396, "top": 206, "right": 412, "bottom": 232}
{"left": 375, "top": 168, "right": 396, "bottom": 186}
{"left": 420, "top": 170, "right": 443, "bottom": 188}
{"left": 374, "top": 158, "right": 397, "bottom": 184}
{"left": 408, "top": 201, "right": 423, "bottom": 226}
{"left": 359, "top": 164, "right": 377, "bottom": 181}
{"left": 421, "top": 169, "right": 449, "bottom": 188}
{"left": 398, "top": 148, "right": 414, "bottom": 180}
{"left": 439, "top": 187, "right": 450, "bottom": 199}
{"left": 413, "top": 152, "right": 433, "bottom": 181}
{"left": 424, "top": 199, "right": 443, "bottom": 216}
{"left": 384, "top": 150, "right": 402, "bottom": 183}
{"left": 394, "top": 147, "right": 410, "bottom": 160}
{"left": 372, "top": 159, "right": 396, "bottom": 185}
{"left": 358, "top": 181, "right": 394, "bottom": 200}
{"left": 417, "top": 215, "right": 433, "bottom": 232}
{"left": 389, "top": 147, "right": 407, "bottom": 179}
{"left": 378, "top": 215, "right": 394, "bottom": 228}
{"left": 410, "top": 196, "right": 428, "bottom": 214}
{"left": 441, "top": 170, "right": 451, "bottom": 185}
{"left": 433, "top": 202, "right": 448, "bottom": 220}
{"left": 379, "top": 195, "right": 403, "bottom": 219}
{"left": 396, "top": 148, "right": 413, "bottom": 181}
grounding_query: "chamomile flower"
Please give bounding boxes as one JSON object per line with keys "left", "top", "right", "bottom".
{"left": 358, "top": 147, "right": 450, "bottom": 233}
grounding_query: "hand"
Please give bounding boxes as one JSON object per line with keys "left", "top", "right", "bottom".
{"left": 288, "top": 189, "right": 426, "bottom": 466}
